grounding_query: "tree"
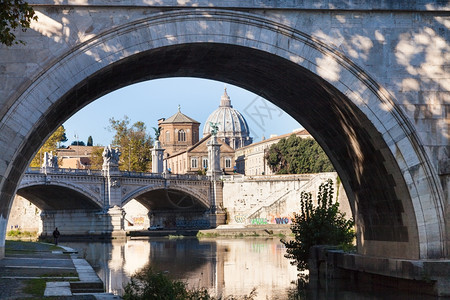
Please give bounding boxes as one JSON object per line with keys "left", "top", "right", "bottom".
{"left": 265, "top": 135, "right": 334, "bottom": 174}
{"left": 0, "top": 0, "right": 37, "bottom": 46}
{"left": 59, "top": 130, "right": 68, "bottom": 148}
{"left": 109, "top": 116, "right": 153, "bottom": 172}
{"left": 29, "top": 126, "right": 66, "bottom": 167}
{"left": 87, "top": 136, "right": 93, "bottom": 146}
{"left": 71, "top": 141, "right": 85, "bottom": 146}
{"left": 89, "top": 146, "right": 104, "bottom": 170}
{"left": 282, "top": 179, "right": 355, "bottom": 271}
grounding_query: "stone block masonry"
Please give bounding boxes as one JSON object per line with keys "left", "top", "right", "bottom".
{"left": 0, "top": 0, "right": 447, "bottom": 265}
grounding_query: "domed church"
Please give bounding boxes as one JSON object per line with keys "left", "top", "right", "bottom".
{"left": 203, "top": 89, "right": 253, "bottom": 150}
{"left": 159, "top": 89, "right": 252, "bottom": 174}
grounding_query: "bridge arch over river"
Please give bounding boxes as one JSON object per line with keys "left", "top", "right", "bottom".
{"left": 16, "top": 169, "right": 219, "bottom": 236}
{"left": 0, "top": 1, "right": 448, "bottom": 265}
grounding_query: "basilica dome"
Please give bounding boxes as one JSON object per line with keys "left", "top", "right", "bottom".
{"left": 203, "top": 89, "right": 253, "bottom": 150}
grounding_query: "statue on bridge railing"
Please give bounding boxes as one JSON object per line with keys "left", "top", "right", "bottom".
{"left": 152, "top": 126, "right": 161, "bottom": 141}
{"left": 41, "top": 151, "right": 58, "bottom": 170}
{"left": 209, "top": 122, "right": 220, "bottom": 136}
{"left": 102, "top": 145, "right": 121, "bottom": 167}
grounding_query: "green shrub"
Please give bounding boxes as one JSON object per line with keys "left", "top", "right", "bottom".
{"left": 123, "top": 266, "right": 211, "bottom": 300}
{"left": 123, "top": 266, "right": 257, "bottom": 300}
{"left": 282, "top": 179, "right": 355, "bottom": 271}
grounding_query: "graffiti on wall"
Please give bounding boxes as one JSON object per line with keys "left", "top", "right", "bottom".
{"left": 273, "top": 217, "right": 290, "bottom": 224}
{"left": 234, "top": 214, "right": 293, "bottom": 225}
{"left": 234, "top": 215, "right": 247, "bottom": 223}
{"left": 251, "top": 218, "right": 268, "bottom": 225}
{"left": 175, "top": 219, "right": 210, "bottom": 228}
{"left": 132, "top": 216, "right": 145, "bottom": 225}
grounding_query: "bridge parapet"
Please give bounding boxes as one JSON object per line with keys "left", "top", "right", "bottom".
{"left": 120, "top": 171, "right": 208, "bottom": 181}
{"left": 27, "top": 167, "right": 209, "bottom": 181}
{"left": 27, "top": 167, "right": 103, "bottom": 176}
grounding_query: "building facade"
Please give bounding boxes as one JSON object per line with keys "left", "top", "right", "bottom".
{"left": 158, "top": 106, "right": 200, "bottom": 156}
{"left": 165, "top": 134, "right": 236, "bottom": 175}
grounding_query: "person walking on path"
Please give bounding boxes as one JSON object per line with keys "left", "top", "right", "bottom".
{"left": 52, "top": 227, "right": 60, "bottom": 245}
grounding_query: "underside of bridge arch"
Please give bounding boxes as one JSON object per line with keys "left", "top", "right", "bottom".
{"left": 129, "top": 188, "right": 207, "bottom": 211}
{"left": 9, "top": 42, "right": 429, "bottom": 259}
{"left": 17, "top": 185, "right": 101, "bottom": 211}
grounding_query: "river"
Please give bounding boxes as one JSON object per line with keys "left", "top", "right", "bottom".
{"left": 64, "top": 237, "right": 428, "bottom": 299}
{"left": 65, "top": 237, "right": 299, "bottom": 299}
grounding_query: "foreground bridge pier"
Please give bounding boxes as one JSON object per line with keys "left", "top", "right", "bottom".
{"left": 310, "top": 246, "right": 450, "bottom": 297}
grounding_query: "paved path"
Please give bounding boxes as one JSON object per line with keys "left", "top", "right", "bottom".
{"left": 0, "top": 240, "right": 120, "bottom": 299}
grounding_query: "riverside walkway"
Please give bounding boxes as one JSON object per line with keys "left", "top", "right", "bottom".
{"left": 0, "top": 240, "right": 119, "bottom": 299}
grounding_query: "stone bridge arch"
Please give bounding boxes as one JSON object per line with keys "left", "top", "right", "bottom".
{"left": 17, "top": 180, "right": 103, "bottom": 210}
{"left": 0, "top": 7, "right": 447, "bottom": 260}
{"left": 122, "top": 184, "right": 210, "bottom": 210}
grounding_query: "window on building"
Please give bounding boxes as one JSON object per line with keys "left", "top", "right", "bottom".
{"left": 225, "top": 157, "right": 232, "bottom": 168}
{"left": 191, "top": 157, "right": 198, "bottom": 169}
{"left": 202, "top": 157, "right": 208, "bottom": 169}
{"left": 166, "top": 131, "right": 170, "bottom": 142}
{"left": 178, "top": 130, "right": 186, "bottom": 142}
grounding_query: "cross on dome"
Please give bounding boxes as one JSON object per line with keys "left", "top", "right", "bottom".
{"left": 220, "top": 88, "right": 232, "bottom": 108}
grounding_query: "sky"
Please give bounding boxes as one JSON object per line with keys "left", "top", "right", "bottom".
{"left": 62, "top": 77, "right": 302, "bottom": 147}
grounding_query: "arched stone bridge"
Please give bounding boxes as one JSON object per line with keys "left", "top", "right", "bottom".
{"left": 18, "top": 168, "right": 218, "bottom": 211}
{"left": 17, "top": 167, "right": 224, "bottom": 239}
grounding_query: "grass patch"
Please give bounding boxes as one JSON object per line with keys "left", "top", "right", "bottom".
{"left": 168, "top": 235, "right": 184, "bottom": 239}
{"left": 23, "top": 278, "right": 47, "bottom": 296}
{"left": 7, "top": 229, "right": 37, "bottom": 238}
{"left": 23, "top": 275, "right": 79, "bottom": 298}
{"left": 196, "top": 232, "right": 220, "bottom": 238}
{"left": 48, "top": 244, "right": 64, "bottom": 251}
{"left": 274, "top": 233, "right": 286, "bottom": 238}
{"left": 5, "top": 240, "right": 65, "bottom": 254}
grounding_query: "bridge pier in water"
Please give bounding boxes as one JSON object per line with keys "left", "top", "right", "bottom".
{"left": 40, "top": 207, "right": 126, "bottom": 239}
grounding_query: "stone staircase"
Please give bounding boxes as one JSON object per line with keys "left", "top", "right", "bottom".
{"left": 247, "top": 173, "right": 336, "bottom": 220}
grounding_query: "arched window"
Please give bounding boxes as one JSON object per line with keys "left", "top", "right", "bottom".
{"left": 165, "top": 131, "right": 170, "bottom": 142}
{"left": 178, "top": 129, "right": 186, "bottom": 142}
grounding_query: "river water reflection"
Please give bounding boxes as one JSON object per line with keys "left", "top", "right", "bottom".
{"left": 65, "top": 237, "right": 299, "bottom": 299}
